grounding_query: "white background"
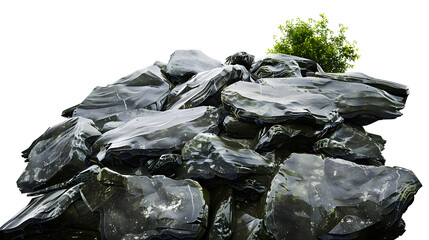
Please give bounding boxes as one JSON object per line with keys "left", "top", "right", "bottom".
{"left": 0, "top": 1, "right": 427, "bottom": 239}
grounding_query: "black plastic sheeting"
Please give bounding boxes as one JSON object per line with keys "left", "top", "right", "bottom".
{"left": 1, "top": 50, "right": 421, "bottom": 240}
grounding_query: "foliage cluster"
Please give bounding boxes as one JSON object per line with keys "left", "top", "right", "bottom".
{"left": 268, "top": 14, "right": 360, "bottom": 73}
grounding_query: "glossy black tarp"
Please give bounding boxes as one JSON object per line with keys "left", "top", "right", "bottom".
{"left": 166, "top": 65, "right": 250, "bottom": 110}
{"left": 80, "top": 168, "right": 209, "bottom": 240}
{"left": 166, "top": 50, "right": 224, "bottom": 84}
{"left": 69, "top": 65, "right": 171, "bottom": 122}
{"left": 265, "top": 153, "right": 421, "bottom": 240}
{"left": 17, "top": 117, "right": 101, "bottom": 193}
{"left": 92, "top": 106, "right": 220, "bottom": 167}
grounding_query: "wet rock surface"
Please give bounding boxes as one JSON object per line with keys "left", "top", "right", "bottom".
{"left": 265, "top": 153, "right": 421, "bottom": 240}
{"left": 1, "top": 50, "right": 421, "bottom": 239}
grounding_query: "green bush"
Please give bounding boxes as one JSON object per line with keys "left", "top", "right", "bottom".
{"left": 268, "top": 14, "right": 360, "bottom": 73}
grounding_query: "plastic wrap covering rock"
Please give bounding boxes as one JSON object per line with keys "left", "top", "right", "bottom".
{"left": 262, "top": 77, "right": 406, "bottom": 125}
{"left": 311, "top": 71, "right": 409, "bottom": 100}
{"left": 0, "top": 184, "right": 100, "bottom": 239}
{"left": 68, "top": 65, "right": 171, "bottom": 122}
{"left": 1, "top": 50, "right": 421, "bottom": 240}
{"left": 80, "top": 168, "right": 209, "bottom": 240}
{"left": 221, "top": 80, "right": 343, "bottom": 128}
{"left": 225, "top": 51, "right": 255, "bottom": 70}
{"left": 250, "top": 53, "right": 302, "bottom": 78}
{"left": 92, "top": 106, "right": 220, "bottom": 167}
{"left": 166, "top": 50, "right": 224, "bottom": 84}
{"left": 17, "top": 117, "right": 101, "bottom": 193}
{"left": 314, "top": 123, "right": 386, "bottom": 166}
{"left": 166, "top": 65, "right": 250, "bottom": 110}
{"left": 265, "top": 153, "right": 421, "bottom": 240}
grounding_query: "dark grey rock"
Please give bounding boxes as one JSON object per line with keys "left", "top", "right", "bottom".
{"left": 0, "top": 184, "right": 100, "bottom": 239}
{"left": 177, "top": 133, "right": 275, "bottom": 182}
{"left": 17, "top": 117, "right": 101, "bottom": 193}
{"left": 148, "top": 153, "right": 182, "bottom": 177}
{"left": 312, "top": 71, "right": 409, "bottom": 101}
{"left": 166, "top": 65, "right": 250, "bottom": 110}
{"left": 262, "top": 77, "right": 405, "bottom": 125}
{"left": 69, "top": 65, "right": 171, "bottom": 122}
{"left": 166, "top": 50, "right": 224, "bottom": 84}
{"left": 80, "top": 168, "right": 209, "bottom": 240}
{"left": 250, "top": 53, "right": 302, "bottom": 78}
{"left": 221, "top": 80, "right": 343, "bottom": 127}
{"left": 265, "top": 153, "right": 422, "bottom": 240}
{"left": 225, "top": 51, "right": 255, "bottom": 70}
{"left": 208, "top": 186, "right": 234, "bottom": 240}
{"left": 313, "top": 123, "right": 386, "bottom": 165}
{"left": 222, "top": 115, "right": 261, "bottom": 139}
{"left": 92, "top": 106, "right": 220, "bottom": 167}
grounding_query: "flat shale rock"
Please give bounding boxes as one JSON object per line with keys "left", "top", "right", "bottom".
{"left": 222, "top": 115, "right": 261, "bottom": 139}
{"left": 311, "top": 71, "right": 409, "bottom": 100}
{"left": 225, "top": 51, "right": 255, "bottom": 70}
{"left": 265, "top": 153, "right": 422, "bottom": 240}
{"left": 92, "top": 106, "right": 220, "bottom": 167}
{"left": 70, "top": 65, "right": 171, "bottom": 122}
{"left": 314, "top": 123, "right": 386, "bottom": 165}
{"left": 250, "top": 53, "right": 302, "bottom": 78}
{"left": 80, "top": 168, "right": 209, "bottom": 240}
{"left": 262, "top": 77, "right": 406, "bottom": 125}
{"left": 207, "top": 186, "right": 234, "bottom": 240}
{"left": 255, "top": 122, "right": 328, "bottom": 153}
{"left": 0, "top": 184, "right": 100, "bottom": 239}
{"left": 17, "top": 117, "right": 101, "bottom": 193}
{"left": 166, "top": 65, "right": 250, "bottom": 110}
{"left": 177, "top": 132, "right": 275, "bottom": 182}
{"left": 221, "top": 80, "right": 343, "bottom": 127}
{"left": 166, "top": 50, "right": 224, "bottom": 84}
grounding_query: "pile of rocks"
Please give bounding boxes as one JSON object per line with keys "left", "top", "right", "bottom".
{"left": 0, "top": 50, "right": 421, "bottom": 239}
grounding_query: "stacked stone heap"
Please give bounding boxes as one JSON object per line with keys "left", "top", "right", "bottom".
{"left": 0, "top": 50, "right": 422, "bottom": 240}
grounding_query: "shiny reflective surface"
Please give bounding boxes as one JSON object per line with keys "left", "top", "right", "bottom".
{"left": 1, "top": 50, "right": 421, "bottom": 239}
{"left": 265, "top": 153, "right": 421, "bottom": 239}
{"left": 17, "top": 117, "right": 101, "bottom": 193}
